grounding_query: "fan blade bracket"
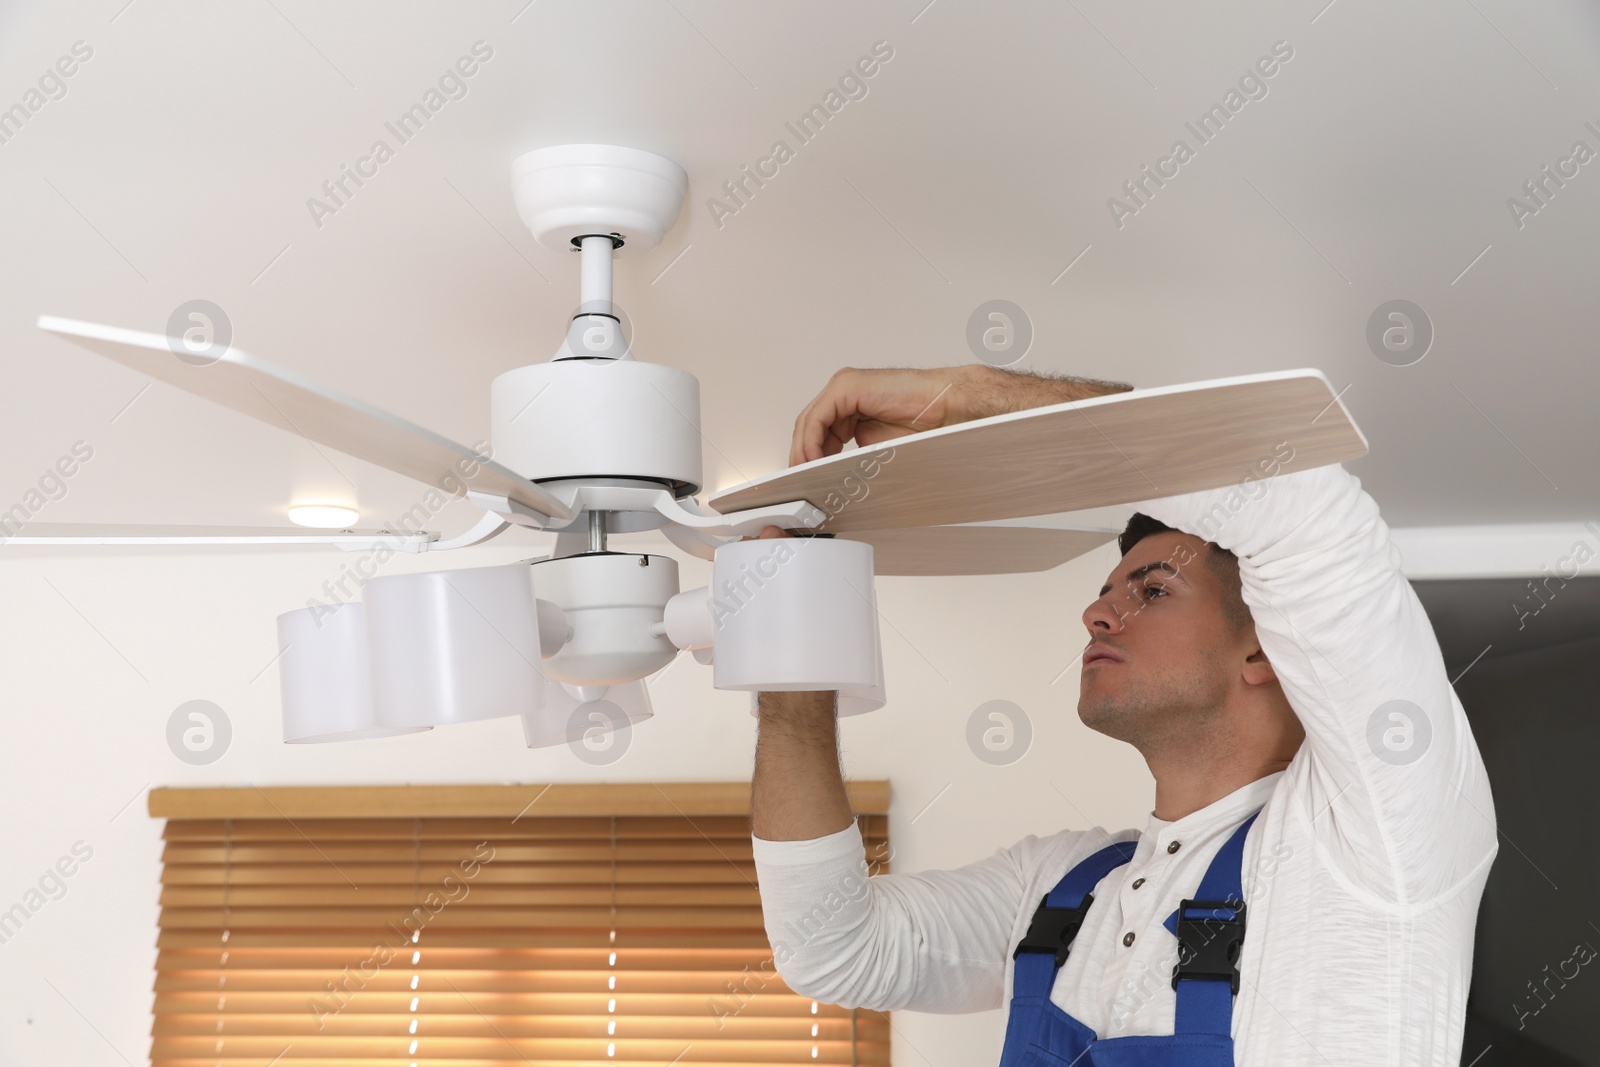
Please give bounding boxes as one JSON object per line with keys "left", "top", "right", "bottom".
{"left": 416, "top": 511, "right": 512, "bottom": 552}
{"left": 651, "top": 492, "right": 828, "bottom": 562}
{"left": 533, "top": 483, "right": 679, "bottom": 531}
{"left": 464, "top": 490, "right": 560, "bottom": 530}
{"left": 483, "top": 482, "right": 825, "bottom": 539}
{"left": 658, "top": 522, "right": 721, "bottom": 562}
{"left": 653, "top": 493, "right": 827, "bottom": 537}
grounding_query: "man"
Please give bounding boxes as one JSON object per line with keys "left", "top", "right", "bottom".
{"left": 749, "top": 364, "right": 1498, "bottom": 1065}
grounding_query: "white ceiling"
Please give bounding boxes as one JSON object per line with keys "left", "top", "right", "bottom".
{"left": 3, "top": 0, "right": 1597, "bottom": 540}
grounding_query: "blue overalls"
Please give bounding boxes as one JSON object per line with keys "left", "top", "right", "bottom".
{"left": 997, "top": 810, "right": 1261, "bottom": 1066}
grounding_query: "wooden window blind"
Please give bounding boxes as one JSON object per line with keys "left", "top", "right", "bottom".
{"left": 148, "top": 782, "right": 891, "bottom": 1066}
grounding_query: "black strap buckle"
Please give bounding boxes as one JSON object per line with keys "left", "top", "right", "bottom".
{"left": 1013, "top": 892, "right": 1095, "bottom": 968}
{"left": 1170, "top": 898, "right": 1246, "bottom": 993}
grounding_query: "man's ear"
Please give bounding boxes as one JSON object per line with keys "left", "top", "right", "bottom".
{"left": 1241, "top": 646, "right": 1278, "bottom": 687}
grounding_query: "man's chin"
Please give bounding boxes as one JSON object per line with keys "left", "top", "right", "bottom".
{"left": 1078, "top": 698, "right": 1134, "bottom": 742}
{"left": 1077, "top": 700, "right": 1109, "bottom": 733}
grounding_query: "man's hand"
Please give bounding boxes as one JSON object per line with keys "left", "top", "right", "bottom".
{"left": 789, "top": 366, "right": 987, "bottom": 467}
{"left": 788, "top": 365, "right": 1136, "bottom": 466}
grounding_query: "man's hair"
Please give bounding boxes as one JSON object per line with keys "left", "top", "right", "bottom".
{"left": 1118, "top": 513, "right": 1252, "bottom": 632}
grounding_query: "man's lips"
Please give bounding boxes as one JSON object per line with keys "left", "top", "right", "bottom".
{"left": 1082, "top": 645, "right": 1125, "bottom": 667}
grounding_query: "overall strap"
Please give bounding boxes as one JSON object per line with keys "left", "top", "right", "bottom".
{"left": 1011, "top": 839, "right": 1137, "bottom": 997}
{"left": 1160, "top": 808, "right": 1262, "bottom": 1036}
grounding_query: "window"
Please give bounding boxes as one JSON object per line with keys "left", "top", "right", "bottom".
{"left": 149, "top": 782, "right": 890, "bottom": 1065}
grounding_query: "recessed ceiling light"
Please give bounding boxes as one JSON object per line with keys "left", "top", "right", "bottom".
{"left": 288, "top": 504, "right": 360, "bottom": 529}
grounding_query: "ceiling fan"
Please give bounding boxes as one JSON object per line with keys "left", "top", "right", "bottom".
{"left": 30, "top": 143, "right": 1368, "bottom": 749}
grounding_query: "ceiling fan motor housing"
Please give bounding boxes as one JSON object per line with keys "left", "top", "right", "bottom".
{"left": 490, "top": 359, "right": 704, "bottom": 496}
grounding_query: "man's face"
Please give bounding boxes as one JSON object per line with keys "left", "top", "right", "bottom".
{"left": 1077, "top": 532, "right": 1240, "bottom": 749}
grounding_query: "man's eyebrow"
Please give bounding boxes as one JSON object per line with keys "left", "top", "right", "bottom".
{"left": 1099, "top": 560, "right": 1189, "bottom": 597}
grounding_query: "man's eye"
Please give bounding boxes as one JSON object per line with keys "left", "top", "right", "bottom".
{"left": 1143, "top": 585, "right": 1168, "bottom": 598}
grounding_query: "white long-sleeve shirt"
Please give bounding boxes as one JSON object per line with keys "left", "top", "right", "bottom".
{"left": 752, "top": 462, "right": 1498, "bottom": 1066}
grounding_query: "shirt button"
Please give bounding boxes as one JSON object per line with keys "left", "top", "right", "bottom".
{"left": 1167, "top": 841, "right": 1181, "bottom": 854}
{"left": 1131, "top": 877, "right": 1145, "bottom": 890}
{"left": 1123, "top": 932, "right": 1136, "bottom": 947}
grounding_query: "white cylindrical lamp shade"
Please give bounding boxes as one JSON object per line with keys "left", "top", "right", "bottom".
{"left": 749, "top": 594, "right": 886, "bottom": 718}
{"left": 522, "top": 679, "right": 654, "bottom": 748}
{"left": 363, "top": 564, "right": 545, "bottom": 728}
{"left": 276, "top": 603, "right": 430, "bottom": 743}
{"left": 710, "top": 537, "right": 879, "bottom": 692}
{"left": 839, "top": 564, "right": 886, "bottom": 714}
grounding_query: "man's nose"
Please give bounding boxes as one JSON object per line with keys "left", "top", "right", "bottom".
{"left": 1082, "top": 590, "right": 1127, "bottom": 634}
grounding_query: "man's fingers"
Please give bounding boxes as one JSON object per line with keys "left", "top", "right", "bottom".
{"left": 786, "top": 366, "right": 974, "bottom": 467}
{"left": 742, "top": 525, "right": 796, "bottom": 542}
{"left": 854, "top": 419, "right": 919, "bottom": 449}
{"left": 790, "top": 377, "right": 861, "bottom": 467}
{"left": 787, "top": 380, "right": 831, "bottom": 466}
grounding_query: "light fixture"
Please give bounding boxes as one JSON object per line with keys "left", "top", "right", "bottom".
{"left": 361, "top": 564, "right": 547, "bottom": 728}
{"left": 276, "top": 538, "right": 887, "bottom": 747}
{"left": 288, "top": 504, "right": 360, "bottom": 528}
{"left": 701, "top": 537, "right": 881, "bottom": 692}
{"left": 276, "top": 603, "right": 430, "bottom": 743}
{"left": 747, "top": 568, "right": 886, "bottom": 718}
{"left": 522, "top": 678, "right": 654, "bottom": 748}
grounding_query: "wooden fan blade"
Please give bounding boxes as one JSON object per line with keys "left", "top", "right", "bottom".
{"left": 709, "top": 369, "right": 1365, "bottom": 532}
{"left": 833, "top": 525, "right": 1117, "bottom": 576}
{"left": 38, "top": 316, "right": 573, "bottom": 522}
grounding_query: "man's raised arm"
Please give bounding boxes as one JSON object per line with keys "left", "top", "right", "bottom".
{"left": 751, "top": 691, "right": 854, "bottom": 841}
{"left": 747, "top": 366, "right": 1138, "bottom": 1012}
{"left": 749, "top": 689, "right": 1071, "bottom": 1014}
{"left": 1132, "top": 461, "right": 1499, "bottom": 903}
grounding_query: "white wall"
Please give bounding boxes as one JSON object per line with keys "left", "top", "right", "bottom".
{"left": 0, "top": 530, "right": 1153, "bottom": 1067}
